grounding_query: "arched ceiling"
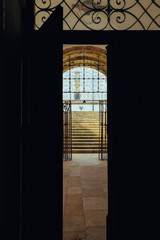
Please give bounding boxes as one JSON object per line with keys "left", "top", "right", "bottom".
{"left": 63, "top": 46, "right": 107, "bottom": 76}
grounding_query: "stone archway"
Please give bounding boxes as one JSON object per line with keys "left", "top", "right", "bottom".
{"left": 63, "top": 45, "right": 107, "bottom": 156}
{"left": 63, "top": 45, "right": 107, "bottom": 77}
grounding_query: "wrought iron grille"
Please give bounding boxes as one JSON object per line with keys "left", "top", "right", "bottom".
{"left": 35, "top": 0, "right": 160, "bottom": 30}
{"left": 63, "top": 101, "right": 72, "bottom": 161}
{"left": 99, "top": 100, "right": 107, "bottom": 160}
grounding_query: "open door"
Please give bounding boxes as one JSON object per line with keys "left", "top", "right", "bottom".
{"left": 22, "top": 7, "right": 63, "bottom": 240}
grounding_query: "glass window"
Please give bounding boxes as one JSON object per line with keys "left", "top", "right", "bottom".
{"left": 63, "top": 67, "right": 107, "bottom": 101}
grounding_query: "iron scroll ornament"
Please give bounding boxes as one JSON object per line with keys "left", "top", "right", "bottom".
{"left": 34, "top": 0, "right": 160, "bottom": 30}
{"left": 63, "top": 102, "right": 71, "bottom": 112}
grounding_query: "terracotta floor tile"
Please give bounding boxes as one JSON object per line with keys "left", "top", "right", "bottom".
{"left": 64, "top": 204, "right": 84, "bottom": 216}
{"left": 83, "top": 197, "right": 108, "bottom": 211}
{"left": 81, "top": 180, "right": 99, "bottom": 185}
{"left": 86, "top": 227, "right": 106, "bottom": 240}
{"left": 81, "top": 183, "right": 102, "bottom": 190}
{"left": 70, "top": 171, "right": 81, "bottom": 176}
{"left": 63, "top": 231, "right": 86, "bottom": 240}
{"left": 82, "top": 188, "right": 105, "bottom": 197}
{"left": 67, "top": 187, "right": 82, "bottom": 195}
{"left": 84, "top": 210, "right": 107, "bottom": 227}
{"left": 65, "top": 194, "right": 83, "bottom": 206}
{"left": 68, "top": 176, "right": 81, "bottom": 187}
{"left": 63, "top": 216, "right": 85, "bottom": 232}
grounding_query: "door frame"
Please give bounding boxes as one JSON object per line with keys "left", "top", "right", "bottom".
{"left": 62, "top": 30, "right": 111, "bottom": 239}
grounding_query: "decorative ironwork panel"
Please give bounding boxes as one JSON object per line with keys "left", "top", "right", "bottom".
{"left": 35, "top": 0, "right": 160, "bottom": 30}
{"left": 99, "top": 100, "right": 107, "bottom": 160}
{"left": 63, "top": 101, "right": 72, "bottom": 161}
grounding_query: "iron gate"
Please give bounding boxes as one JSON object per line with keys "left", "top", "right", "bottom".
{"left": 99, "top": 100, "right": 107, "bottom": 160}
{"left": 63, "top": 101, "right": 72, "bottom": 161}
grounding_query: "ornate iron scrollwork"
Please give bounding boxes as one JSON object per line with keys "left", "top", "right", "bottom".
{"left": 63, "top": 102, "right": 71, "bottom": 112}
{"left": 34, "top": 0, "right": 160, "bottom": 30}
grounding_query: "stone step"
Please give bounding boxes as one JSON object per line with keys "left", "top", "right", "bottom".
{"left": 72, "top": 145, "right": 106, "bottom": 149}
{"left": 72, "top": 142, "right": 107, "bottom": 146}
{"left": 72, "top": 119, "right": 102, "bottom": 121}
{"left": 72, "top": 134, "right": 104, "bottom": 137}
{"left": 72, "top": 130, "right": 102, "bottom": 133}
{"left": 72, "top": 123, "right": 103, "bottom": 124}
{"left": 72, "top": 149, "right": 108, "bottom": 153}
{"left": 72, "top": 134, "right": 102, "bottom": 136}
{"left": 66, "top": 128, "right": 106, "bottom": 131}
{"left": 65, "top": 132, "right": 106, "bottom": 134}
{"left": 72, "top": 120, "right": 99, "bottom": 122}
{"left": 72, "top": 150, "right": 99, "bottom": 153}
{"left": 64, "top": 143, "right": 107, "bottom": 146}
{"left": 72, "top": 126, "right": 101, "bottom": 129}
{"left": 72, "top": 124, "right": 105, "bottom": 126}
{"left": 71, "top": 139, "right": 106, "bottom": 142}
{"left": 64, "top": 110, "right": 107, "bottom": 154}
{"left": 72, "top": 116, "right": 99, "bottom": 118}
{"left": 72, "top": 136, "right": 99, "bottom": 139}
{"left": 64, "top": 140, "right": 107, "bottom": 143}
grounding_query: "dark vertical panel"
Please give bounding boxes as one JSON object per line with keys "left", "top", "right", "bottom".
{"left": 107, "top": 32, "right": 160, "bottom": 240}
{"left": 22, "top": 7, "right": 63, "bottom": 240}
{"left": 0, "top": 0, "right": 3, "bottom": 30}
{"left": 0, "top": 1, "right": 23, "bottom": 239}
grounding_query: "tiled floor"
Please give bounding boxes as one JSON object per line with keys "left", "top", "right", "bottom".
{"left": 63, "top": 154, "right": 108, "bottom": 240}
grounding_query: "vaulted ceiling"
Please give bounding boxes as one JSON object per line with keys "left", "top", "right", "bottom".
{"left": 63, "top": 46, "right": 107, "bottom": 76}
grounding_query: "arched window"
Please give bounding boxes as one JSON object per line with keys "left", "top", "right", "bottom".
{"left": 63, "top": 67, "right": 107, "bottom": 101}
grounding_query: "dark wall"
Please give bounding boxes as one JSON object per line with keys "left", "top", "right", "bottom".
{"left": 0, "top": 1, "right": 22, "bottom": 239}
{"left": 107, "top": 32, "right": 160, "bottom": 240}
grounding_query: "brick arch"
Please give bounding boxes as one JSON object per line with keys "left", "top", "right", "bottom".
{"left": 63, "top": 46, "right": 107, "bottom": 77}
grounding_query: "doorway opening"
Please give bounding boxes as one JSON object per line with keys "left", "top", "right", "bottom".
{"left": 63, "top": 44, "right": 108, "bottom": 240}
{"left": 63, "top": 45, "right": 107, "bottom": 160}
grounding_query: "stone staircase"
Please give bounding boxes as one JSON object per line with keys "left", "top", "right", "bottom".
{"left": 72, "top": 111, "right": 106, "bottom": 153}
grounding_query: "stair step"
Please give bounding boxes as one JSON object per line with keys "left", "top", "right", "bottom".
{"left": 72, "top": 150, "right": 108, "bottom": 153}
{"left": 65, "top": 143, "right": 107, "bottom": 146}
{"left": 72, "top": 136, "right": 99, "bottom": 139}
{"left": 72, "top": 121, "right": 99, "bottom": 122}
{"left": 72, "top": 146, "right": 102, "bottom": 149}
{"left": 72, "top": 134, "right": 99, "bottom": 137}
{"left": 72, "top": 139, "right": 103, "bottom": 142}
{"left": 72, "top": 128, "right": 100, "bottom": 130}
{"left": 72, "top": 142, "right": 100, "bottom": 145}
{"left": 72, "top": 124, "right": 100, "bottom": 126}
{"left": 64, "top": 111, "right": 107, "bottom": 154}
{"left": 72, "top": 128, "right": 99, "bottom": 133}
